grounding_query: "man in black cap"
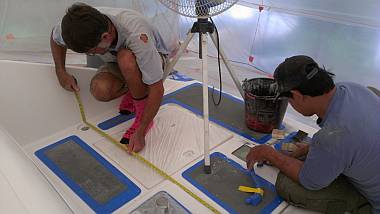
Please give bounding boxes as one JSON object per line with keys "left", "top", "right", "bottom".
{"left": 246, "top": 55, "right": 380, "bottom": 213}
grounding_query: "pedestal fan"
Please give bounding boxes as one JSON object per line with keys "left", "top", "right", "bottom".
{"left": 160, "top": 0, "right": 243, "bottom": 173}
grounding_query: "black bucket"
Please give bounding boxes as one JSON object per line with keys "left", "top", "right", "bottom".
{"left": 242, "top": 78, "right": 288, "bottom": 133}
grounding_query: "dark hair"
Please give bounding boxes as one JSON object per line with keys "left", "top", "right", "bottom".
{"left": 61, "top": 3, "right": 108, "bottom": 53}
{"left": 294, "top": 65, "right": 335, "bottom": 97}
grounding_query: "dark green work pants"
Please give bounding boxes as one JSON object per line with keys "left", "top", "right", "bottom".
{"left": 275, "top": 172, "right": 372, "bottom": 214}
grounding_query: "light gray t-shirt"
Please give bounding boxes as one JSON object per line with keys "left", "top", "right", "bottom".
{"left": 299, "top": 82, "right": 380, "bottom": 213}
{"left": 52, "top": 7, "right": 169, "bottom": 85}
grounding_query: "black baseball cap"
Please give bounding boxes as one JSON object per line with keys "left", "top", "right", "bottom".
{"left": 273, "top": 55, "right": 319, "bottom": 100}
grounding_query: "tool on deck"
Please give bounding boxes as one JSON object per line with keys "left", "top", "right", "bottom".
{"left": 238, "top": 170, "right": 265, "bottom": 206}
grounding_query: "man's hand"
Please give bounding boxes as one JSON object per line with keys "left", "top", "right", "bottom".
{"left": 246, "top": 145, "right": 275, "bottom": 170}
{"left": 57, "top": 71, "right": 80, "bottom": 92}
{"left": 247, "top": 144, "right": 304, "bottom": 182}
{"left": 283, "top": 142, "right": 309, "bottom": 158}
{"left": 127, "top": 131, "right": 146, "bottom": 153}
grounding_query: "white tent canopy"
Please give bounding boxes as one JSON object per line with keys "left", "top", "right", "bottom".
{"left": 1, "top": 0, "right": 379, "bottom": 88}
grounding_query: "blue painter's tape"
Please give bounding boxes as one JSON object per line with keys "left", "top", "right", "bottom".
{"left": 35, "top": 135, "right": 141, "bottom": 214}
{"left": 169, "top": 71, "right": 194, "bottom": 82}
{"left": 166, "top": 82, "right": 244, "bottom": 104}
{"left": 98, "top": 113, "right": 135, "bottom": 130}
{"left": 164, "top": 82, "right": 204, "bottom": 98}
{"left": 182, "top": 152, "right": 283, "bottom": 214}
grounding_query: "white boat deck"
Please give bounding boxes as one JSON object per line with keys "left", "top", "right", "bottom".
{"left": 0, "top": 60, "right": 320, "bottom": 213}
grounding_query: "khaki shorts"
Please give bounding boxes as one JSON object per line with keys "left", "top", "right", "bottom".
{"left": 96, "top": 52, "right": 169, "bottom": 81}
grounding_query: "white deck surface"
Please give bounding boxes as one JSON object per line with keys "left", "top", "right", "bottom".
{"left": 0, "top": 60, "right": 320, "bottom": 213}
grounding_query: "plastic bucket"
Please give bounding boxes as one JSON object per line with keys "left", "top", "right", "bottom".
{"left": 242, "top": 78, "right": 288, "bottom": 133}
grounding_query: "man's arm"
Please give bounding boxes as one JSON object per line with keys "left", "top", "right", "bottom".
{"left": 269, "top": 148, "right": 304, "bottom": 182}
{"left": 127, "top": 80, "right": 163, "bottom": 152}
{"left": 246, "top": 145, "right": 304, "bottom": 182}
{"left": 137, "top": 80, "right": 164, "bottom": 133}
{"left": 50, "top": 32, "right": 79, "bottom": 91}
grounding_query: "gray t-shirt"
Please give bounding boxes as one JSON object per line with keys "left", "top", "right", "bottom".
{"left": 52, "top": 7, "right": 169, "bottom": 85}
{"left": 299, "top": 82, "right": 380, "bottom": 213}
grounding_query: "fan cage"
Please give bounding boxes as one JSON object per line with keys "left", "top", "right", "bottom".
{"left": 159, "top": 0, "right": 238, "bottom": 18}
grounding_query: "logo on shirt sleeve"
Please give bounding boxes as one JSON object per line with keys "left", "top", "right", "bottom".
{"left": 139, "top": 34, "right": 149, "bottom": 44}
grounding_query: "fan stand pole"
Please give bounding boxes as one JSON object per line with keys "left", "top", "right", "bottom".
{"left": 162, "top": 19, "right": 243, "bottom": 174}
{"left": 200, "top": 31, "right": 211, "bottom": 174}
{"left": 195, "top": 18, "right": 214, "bottom": 174}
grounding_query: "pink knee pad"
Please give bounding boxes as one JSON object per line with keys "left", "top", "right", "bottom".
{"left": 120, "top": 98, "right": 154, "bottom": 144}
{"left": 119, "top": 92, "right": 134, "bottom": 115}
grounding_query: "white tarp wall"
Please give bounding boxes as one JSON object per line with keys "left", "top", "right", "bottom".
{"left": 180, "top": 0, "right": 380, "bottom": 88}
{"left": 0, "top": 0, "right": 179, "bottom": 63}
{"left": 0, "top": 0, "right": 379, "bottom": 87}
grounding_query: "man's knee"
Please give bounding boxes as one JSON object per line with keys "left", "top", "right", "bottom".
{"left": 117, "top": 49, "right": 138, "bottom": 73}
{"left": 275, "top": 172, "right": 371, "bottom": 214}
{"left": 90, "top": 72, "right": 123, "bottom": 102}
{"left": 275, "top": 172, "right": 307, "bottom": 207}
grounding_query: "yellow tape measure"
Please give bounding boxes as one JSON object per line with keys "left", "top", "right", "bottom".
{"left": 74, "top": 92, "right": 220, "bottom": 213}
{"left": 238, "top": 186, "right": 264, "bottom": 196}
